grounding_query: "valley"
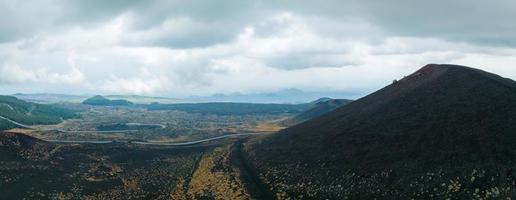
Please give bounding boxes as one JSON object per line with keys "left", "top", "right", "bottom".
{"left": 22, "top": 106, "right": 287, "bottom": 142}
{"left": 0, "top": 95, "right": 321, "bottom": 199}
{"left": 1, "top": 64, "right": 516, "bottom": 199}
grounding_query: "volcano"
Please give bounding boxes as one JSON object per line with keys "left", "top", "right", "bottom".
{"left": 245, "top": 64, "right": 516, "bottom": 198}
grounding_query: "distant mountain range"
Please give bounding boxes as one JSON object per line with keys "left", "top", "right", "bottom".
{"left": 10, "top": 93, "right": 350, "bottom": 116}
{"left": 11, "top": 93, "right": 184, "bottom": 104}
{"left": 187, "top": 88, "right": 356, "bottom": 104}
{"left": 245, "top": 64, "right": 516, "bottom": 198}
{"left": 12, "top": 93, "right": 87, "bottom": 104}
{"left": 11, "top": 89, "right": 355, "bottom": 104}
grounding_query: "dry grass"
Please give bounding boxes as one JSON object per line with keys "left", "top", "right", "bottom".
{"left": 252, "top": 122, "right": 285, "bottom": 132}
{"left": 185, "top": 146, "right": 251, "bottom": 200}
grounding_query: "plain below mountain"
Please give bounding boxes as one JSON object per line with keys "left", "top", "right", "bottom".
{"left": 147, "top": 102, "right": 312, "bottom": 115}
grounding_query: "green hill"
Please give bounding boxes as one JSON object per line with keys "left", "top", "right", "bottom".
{"left": 0, "top": 95, "right": 77, "bottom": 130}
{"left": 245, "top": 64, "right": 516, "bottom": 199}
{"left": 82, "top": 95, "right": 134, "bottom": 106}
{"left": 104, "top": 95, "right": 185, "bottom": 104}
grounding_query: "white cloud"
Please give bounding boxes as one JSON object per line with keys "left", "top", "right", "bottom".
{"left": 0, "top": 64, "right": 37, "bottom": 83}
{"left": 99, "top": 67, "right": 172, "bottom": 94}
{"left": 1, "top": 1, "right": 516, "bottom": 97}
{"left": 45, "top": 66, "right": 85, "bottom": 84}
{"left": 0, "top": 64, "right": 85, "bottom": 85}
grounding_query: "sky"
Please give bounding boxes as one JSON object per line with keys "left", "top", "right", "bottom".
{"left": 1, "top": 0, "right": 516, "bottom": 98}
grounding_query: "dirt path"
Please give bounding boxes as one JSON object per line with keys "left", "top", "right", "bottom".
{"left": 230, "top": 140, "right": 274, "bottom": 200}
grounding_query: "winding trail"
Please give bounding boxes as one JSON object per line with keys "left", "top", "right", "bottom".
{"left": 55, "top": 129, "right": 138, "bottom": 133}
{"left": 1, "top": 114, "right": 271, "bottom": 146}
{"left": 131, "top": 132, "right": 268, "bottom": 146}
{"left": 46, "top": 132, "right": 269, "bottom": 146}
{"left": 0, "top": 115, "right": 34, "bottom": 129}
{"left": 0, "top": 115, "right": 138, "bottom": 133}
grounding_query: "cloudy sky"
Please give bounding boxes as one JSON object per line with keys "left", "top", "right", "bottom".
{"left": 1, "top": 0, "right": 516, "bottom": 98}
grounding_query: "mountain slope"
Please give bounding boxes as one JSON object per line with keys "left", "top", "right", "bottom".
{"left": 283, "top": 98, "right": 352, "bottom": 125}
{"left": 0, "top": 132, "right": 52, "bottom": 163}
{"left": 0, "top": 132, "right": 46, "bottom": 148}
{"left": 245, "top": 64, "right": 516, "bottom": 199}
{"left": 0, "top": 95, "right": 76, "bottom": 130}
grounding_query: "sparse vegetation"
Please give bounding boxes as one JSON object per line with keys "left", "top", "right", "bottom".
{"left": 186, "top": 145, "right": 251, "bottom": 200}
{"left": 0, "top": 132, "right": 207, "bottom": 199}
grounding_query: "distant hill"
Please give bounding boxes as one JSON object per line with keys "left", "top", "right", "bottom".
{"left": 147, "top": 102, "right": 312, "bottom": 115}
{"left": 283, "top": 98, "right": 352, "bottom": 125}
{"left": 0, "top": 95, "right": 76, "bottom": 130}
{"left": 104, "top": 95, "right": 185, "bottom": 104}
{"left": 12, "top": 93, "right": 87, "bottom": 104}
{"left": 82, "top": 95, "right": 134, "bottom": 106}
{"left": 245, "top": 64, "right": 516, "bottom": 198}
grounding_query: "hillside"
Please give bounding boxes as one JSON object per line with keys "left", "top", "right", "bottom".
{"left": 82, "top": 95, "right": 134, "bottom": 106}
{"left": 0, "top": 132, "right": 46, "bottom": 149}
{"left": 245, "top": 64, "right": 516, "bottom": 199}
{"left": 283, "top": 98, "right": 352, "bottom": 125}
{"left": 0, "top": 95, "right": 76, "bottom": 130}
{"left": 0, "top": 132, "right": 53, "bottom": 164}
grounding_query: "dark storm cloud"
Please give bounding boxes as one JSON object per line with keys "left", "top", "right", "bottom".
{"left": 123, "top": 17, "right": 246, "bottom": 49}
{"left": 118, "top": 0, "right": 272, "bottom": 48}
{"left": 357, "top": 0, "right": 516, "bottom": 47}
{"left": 2, "top": 0, "right": 515, "bottom": 47}
{"left": 0, "top": 0, "right": 139, "bottom": 42}
{"left": 0, "top": 1, "right": 56, "bottom": 42}
{"left": 0, "top": 0, "right": 263, "bottom": 47}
